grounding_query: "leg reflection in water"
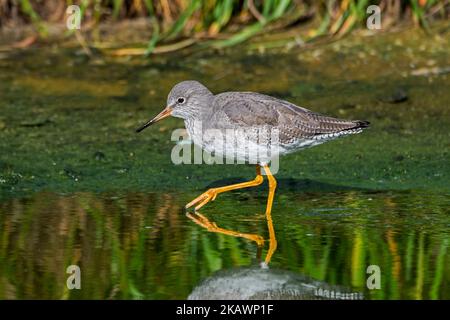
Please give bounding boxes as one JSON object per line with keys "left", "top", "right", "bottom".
{"left": 186, "top": 195, "right": 277, "bottom": 266}
{"left": 186, "top": 202, "right": 365, "bottom": 300}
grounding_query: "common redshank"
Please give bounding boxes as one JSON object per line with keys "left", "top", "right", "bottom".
{"left": 136, "top": 80, "right": 369, "bottom": 259}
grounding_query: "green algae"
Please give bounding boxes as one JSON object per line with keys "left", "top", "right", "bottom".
{"left": 1, "top": 27, "right": 449, "bottom": 198}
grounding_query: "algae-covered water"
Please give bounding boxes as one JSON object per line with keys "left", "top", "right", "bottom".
{"left": 0, "top": 26, "right": 449, "bottom": 299}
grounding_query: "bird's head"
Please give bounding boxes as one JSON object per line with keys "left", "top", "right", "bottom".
{"left": 136, "top": 80, "right": 213, "bottom": 133}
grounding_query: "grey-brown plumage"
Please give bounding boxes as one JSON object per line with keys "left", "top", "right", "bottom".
{"left": 138, "top": 80, "right": 369, "bottom": 165}
{"left": 208, "top": 91, "right": 369, "bottom": 145}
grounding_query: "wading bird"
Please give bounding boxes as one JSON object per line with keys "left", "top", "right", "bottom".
{"left": 137, "top": 80, "right": 369, "bottom": 260}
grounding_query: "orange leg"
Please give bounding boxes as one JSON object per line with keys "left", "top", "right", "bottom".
{"left": 185, "top": 165, "right": 264, "bottom": 211}
{"left": 184, "top": 164, "right": 278, "bottom": 266}
{"left": 262, "top": 165, "right": 277, "bottom": 266}
{"left": 186, "top": 212, "right": 265, "bottom": 246}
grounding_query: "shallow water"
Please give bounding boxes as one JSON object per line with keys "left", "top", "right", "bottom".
{"left": 0, "top": 26, "right": 449, "bottom": 299}
{"left": 0, "top": 189, "right": 448, "bottom": 299}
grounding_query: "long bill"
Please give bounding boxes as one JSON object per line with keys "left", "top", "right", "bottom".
{"left": 136, "top": 105, "right": 173, "bottom": 133}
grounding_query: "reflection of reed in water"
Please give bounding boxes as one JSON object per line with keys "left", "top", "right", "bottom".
{"left": 0, "top": 192, "right": 183, "bottom": 299}
{"left": 0, "top": 191, "right": 448, "bottom": 299}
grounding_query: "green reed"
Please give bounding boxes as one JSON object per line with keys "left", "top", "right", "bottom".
{"left": 1, "top": 0, "right": 448, "bottom": 53}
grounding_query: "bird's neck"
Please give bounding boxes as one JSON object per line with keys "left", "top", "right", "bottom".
{"left": 184, "top": 117, "right": 202, "bottom": 142}
{"left": 182, "top": 95, "right": 214, "bottom": 140}
{"left": 182, "top": 100, "right": 213, "bottom": 125}
{"left": 183, "top": 108, "right": 212, "bottom": 146}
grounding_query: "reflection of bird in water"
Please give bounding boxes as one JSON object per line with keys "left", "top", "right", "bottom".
{"left": 189, "top": 267, "right": 364, "bottom": 300}
{"left": 186, "top": 213, "right": 363, "bottom": 300}
{"left": 188, "top": 267, "right": 364, "bottom": 300}
{"left": 187, "top": 210, "right": 276, "bottom": 265}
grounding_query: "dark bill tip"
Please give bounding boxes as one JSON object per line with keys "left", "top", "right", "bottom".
{"left": 135, "top": 106, "right": 173, "bottom": 133}
{"left": 135, "top": 120, "right": 153, "bottom": 133}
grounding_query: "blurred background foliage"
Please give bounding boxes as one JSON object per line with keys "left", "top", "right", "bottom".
{"left": 0, "top": 0, "right": 449, "bottom": 53}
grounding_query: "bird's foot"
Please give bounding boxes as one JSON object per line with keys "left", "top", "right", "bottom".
{"left": 185, "top": 188, "right": 219, "bottom": 211}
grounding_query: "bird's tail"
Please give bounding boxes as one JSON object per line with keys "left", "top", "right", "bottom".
{"left": 354, "top": 120, "right": 370, "bottom": 129}
{"left": 335, "top": 120, "right": 370, "bottom": 136}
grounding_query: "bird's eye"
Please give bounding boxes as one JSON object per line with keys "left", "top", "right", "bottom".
{"left": 177, "top": 97, "right": 185, "bottom": 104}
